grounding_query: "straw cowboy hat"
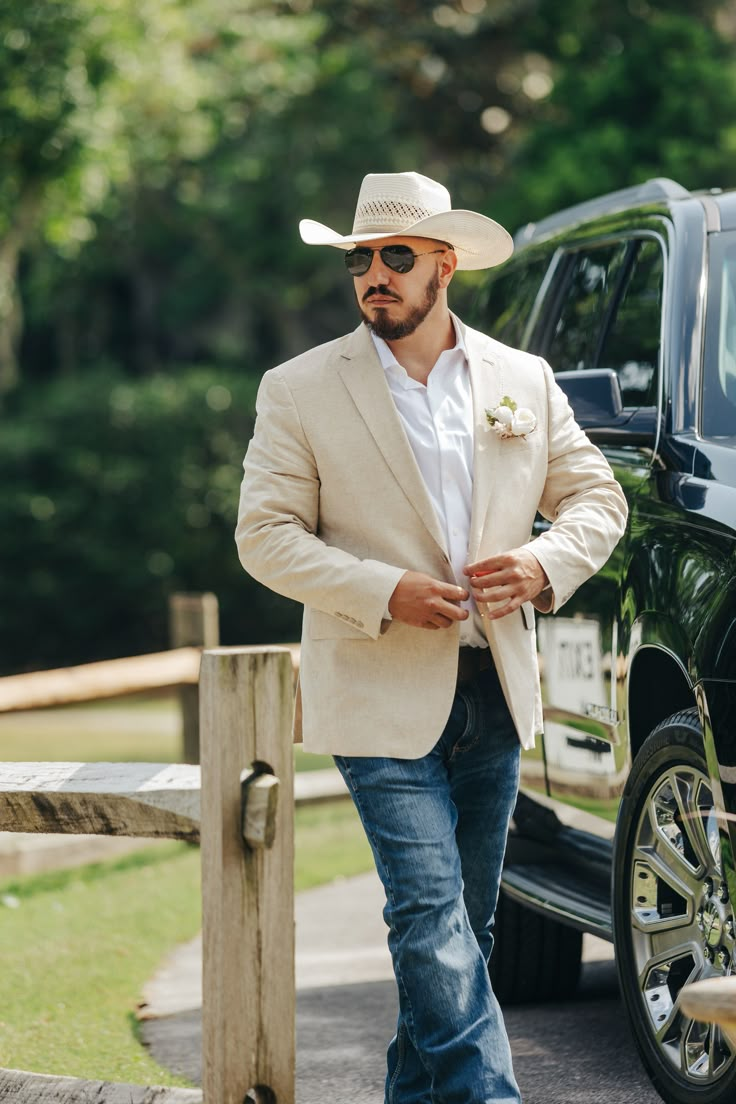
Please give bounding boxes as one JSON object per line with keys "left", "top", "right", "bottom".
{"left": 299, "top": 171, "right": 513, "bottom": 271}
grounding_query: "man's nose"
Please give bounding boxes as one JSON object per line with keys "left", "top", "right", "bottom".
{"left": 364, "top": 250, "right": 391, "bottom": 282}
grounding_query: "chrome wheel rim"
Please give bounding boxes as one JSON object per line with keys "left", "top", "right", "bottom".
{"left": 630, "top": 763, "right": 736, "bottom": 1084}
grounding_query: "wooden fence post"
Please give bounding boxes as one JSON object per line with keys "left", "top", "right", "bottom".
{"left": 169, "top": 593, "right": 220, "bottom": 763}
{"left": 199, "top": 647, "right": 295, "bottom": 1104}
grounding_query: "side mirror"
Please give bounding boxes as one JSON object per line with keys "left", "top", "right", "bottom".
{"left": 555, "top": 369, "right": 657, "bottom": 447}
{"left": 554, "top": 369, "right": 622, "bottom": 422}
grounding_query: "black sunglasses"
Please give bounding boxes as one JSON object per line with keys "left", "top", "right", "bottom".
{"left": 344, "top": 244, "right": 447, "bottom": 277}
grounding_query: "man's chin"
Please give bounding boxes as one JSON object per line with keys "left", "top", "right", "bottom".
{"left": 361, "top": 308, "right": 418, "bottom": 341}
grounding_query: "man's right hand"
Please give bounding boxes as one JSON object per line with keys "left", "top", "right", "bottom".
{"left": 388, "top": 571, "right": 470, "bottom": 630}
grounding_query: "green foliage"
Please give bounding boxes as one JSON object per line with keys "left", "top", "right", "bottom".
{"left": 0, "top": 367, "right": 301, "bottom": 673}
{"left": 17, "top": 0, "right": 736, "bottom": 388}
{"left": 6, "top": 0, "right": 736, "bottom": 666}
{"left": 496, "top": 1, "right": 736, "bottom": 225}
{"left": 0, "top": 0, "right": 324, "bottom": 252}
{"left": 0, "top": 1, "right": 96, "bottom": 236}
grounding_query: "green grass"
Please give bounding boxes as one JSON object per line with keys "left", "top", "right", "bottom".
{"left": 293, "top": 746, "right": 334, "bottom": 773}
{"left": 295, "top": 798, "right": 373, "bottom": 890}
{"left": 0, "top": 695, "right": 371, "bottom": 1081}
{"left": 0, "top": 799, "right": 373, "bottom": 1085}
{"left": 0, "top": 842, "right": 201, "bottom": 1084}
{"left": 0, "top": 694, "right": 182, "bottom": 764}
{"left": 0, "top": 695, "right": 336, "bottom": 774}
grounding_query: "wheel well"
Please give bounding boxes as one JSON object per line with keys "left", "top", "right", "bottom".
{"left": 628, "top": 647, "right": 696, "bottom": 760}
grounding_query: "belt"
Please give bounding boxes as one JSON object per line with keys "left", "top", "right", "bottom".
{"left": 456, "top": 646, "right": 493, "bottom": 687}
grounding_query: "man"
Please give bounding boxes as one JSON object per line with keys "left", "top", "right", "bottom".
{"left": 236, "top": 171, "right": 627, "bottom": 1104}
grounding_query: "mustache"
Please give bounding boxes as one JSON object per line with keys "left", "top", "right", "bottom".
{"left": 363, "top": 285, "right": 402, "bottom": 303}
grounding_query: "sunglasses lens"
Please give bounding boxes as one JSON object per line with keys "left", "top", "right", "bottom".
{"left": 382, "top": 246, "right": 415, "bottom": 273}
{"left": 344, "top": 249, "right": 373, "bottom": 276}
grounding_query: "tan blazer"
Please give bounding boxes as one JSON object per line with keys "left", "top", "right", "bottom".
{"left": 235, "top": 320, "right": 627, "bottom": 756}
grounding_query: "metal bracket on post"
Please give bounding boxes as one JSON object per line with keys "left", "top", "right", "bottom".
{"left": 240, "top": 766, "right": 280, "bottom": 849}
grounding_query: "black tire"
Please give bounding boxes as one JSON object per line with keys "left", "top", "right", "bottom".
{"left": 613, "top": 709, "right": 736, "bottom": 1104}
{"left": 489, "top": 888, "right": 583, "bottom": 1004}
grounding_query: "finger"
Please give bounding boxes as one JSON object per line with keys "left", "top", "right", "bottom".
{"left": 438, "top": 583, "right": 469, "bottom": 602}
{"left": 483, "top": 599, "right": 519, "bottom": 621}
{"left": 464, "top": 555, "right": 506, "bottom": 576}
{"left": 474, "top": 585, "right": 515, "bottom": 605}
{"left": 468, "top": 574, "right": 513, "bottom": 596}
{"left": 469, "top": 567, "right": 525, "bottom": 594}
{"left": 425, "top": 615, "right": 453, "bottom": 629}
{"left": 438, "top": 603, "right": 469, "bottom": 621}
{"left": 468, "top": 575, "right": 498, "bottom": 590}
{"left": 468, "top": 575, "right": 500, "bottom": 592}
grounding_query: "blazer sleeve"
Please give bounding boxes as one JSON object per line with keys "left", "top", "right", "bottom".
{"left": 235, "top": 367, "right": 405, "bottom": 639}
{"left": 521, "top": 358, "right": 628, "bottom": 613}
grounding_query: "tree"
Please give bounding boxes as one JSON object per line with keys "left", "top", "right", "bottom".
{"left": 0, "top": 0, "right": 323, "bottom": 392}
{"left": 0, "top": 2, "right": 99, "bottom": 391}
{"left": 494, "top": 0, "right": 736, "bottom": 227}
{"left": 13, "top": 0, "right": 736, "bottom": 387}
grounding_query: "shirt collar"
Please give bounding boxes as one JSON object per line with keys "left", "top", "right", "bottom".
{"left": 369, "top": 313, "right": 468, "bottom": 389}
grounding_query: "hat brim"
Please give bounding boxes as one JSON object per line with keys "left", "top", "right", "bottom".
{"left": 299, "top": 210, "right": 513, "bottom": 271}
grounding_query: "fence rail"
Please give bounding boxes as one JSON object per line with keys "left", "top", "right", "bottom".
{"left": 0, "top": 591, "right": 298, "bottom": 767}
{"left": 0, "top": 648, "right": 202, "bottom": 713}
{"left": 0, "top": 761, "right": 200, "bottom": 839}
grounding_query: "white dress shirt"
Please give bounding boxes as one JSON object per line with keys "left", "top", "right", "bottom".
{"left": 370, "top": 317, "right": 488, "bottom": 648}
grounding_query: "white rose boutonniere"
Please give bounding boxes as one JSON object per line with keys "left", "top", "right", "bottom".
{"left": 485, "top": 396, "right": 537, "bottom": 440}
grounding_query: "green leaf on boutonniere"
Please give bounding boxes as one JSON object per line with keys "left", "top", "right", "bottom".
{"left": 499, "top": 395, "right": 517, "bottom": 412}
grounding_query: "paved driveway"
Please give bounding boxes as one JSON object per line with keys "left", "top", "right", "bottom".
{"left": 140, "top": 871, "right": 661, "bottom": 1103}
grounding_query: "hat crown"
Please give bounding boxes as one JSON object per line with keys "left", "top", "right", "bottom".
{"left": 351, "top": 172, "right": 452, "bottom": 237}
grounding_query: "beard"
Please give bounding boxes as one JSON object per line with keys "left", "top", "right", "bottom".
{"left": 359, "top": 269, "right": 440, "bottom": 341}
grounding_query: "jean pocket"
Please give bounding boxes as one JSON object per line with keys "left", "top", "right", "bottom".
{"left": 448, "top": 689, "right": 480, "bottom": 759}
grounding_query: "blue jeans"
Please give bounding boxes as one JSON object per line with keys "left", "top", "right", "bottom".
{"left": 334, "top": 662, "right": 522, "bottom": 1104}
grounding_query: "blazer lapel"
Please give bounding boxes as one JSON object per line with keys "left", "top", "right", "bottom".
{"left": 336, "top": 325, "right": 448, "bottom": 554}
{"left": 463, "top": 325, "right": 505, "bottom": 562}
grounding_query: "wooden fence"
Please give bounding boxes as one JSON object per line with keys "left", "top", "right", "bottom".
{"left": 4, "top": 598, "right": 732, "bottom": 1097}
{"left": 0, "top": 601, "right": 302, "bottom": 1104}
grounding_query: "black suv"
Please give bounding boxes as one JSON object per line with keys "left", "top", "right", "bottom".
{"left": 473, "top": 179, "right": 736, "bottom": 1104}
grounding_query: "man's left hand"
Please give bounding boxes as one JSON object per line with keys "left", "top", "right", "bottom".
{"left": 464, "top": 549, "right": 549, "bottom": 620}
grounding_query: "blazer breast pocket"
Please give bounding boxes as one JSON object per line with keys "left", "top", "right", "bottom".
{"left": 307, "top": 608, "right": 369, "bottom": 640}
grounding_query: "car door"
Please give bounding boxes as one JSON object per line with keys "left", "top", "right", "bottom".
{"left": 532, "top": 233, "right": 666, "bottom": 828}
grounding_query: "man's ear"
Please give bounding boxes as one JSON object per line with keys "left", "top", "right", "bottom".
{"left": 439, "top": 249, "right": 458, "bottom": 288}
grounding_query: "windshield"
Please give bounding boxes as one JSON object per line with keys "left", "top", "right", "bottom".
{"left": 703, "top": 232, "right": 736, "bottom": 438}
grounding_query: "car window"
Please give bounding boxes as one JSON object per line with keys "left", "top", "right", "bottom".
{"left": 703, "top": 232, "right": 736, "bottom": 438}
{"left": 543, "top": 243, "right": 628, "bottom": 372}
{"left": 475, "top": 251, "right": 551, "bottom": 349}
{"left": 597, "top": 239, "right": 663, "bottom": 407}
